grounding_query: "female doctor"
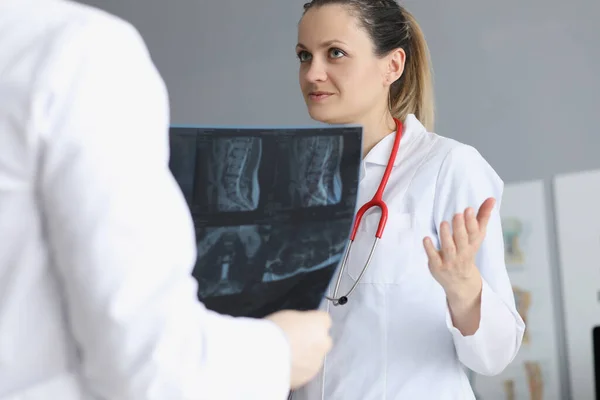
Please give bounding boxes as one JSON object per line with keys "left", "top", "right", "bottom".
{"left": 291, "top": 1, "right": 526, "bottom": 399}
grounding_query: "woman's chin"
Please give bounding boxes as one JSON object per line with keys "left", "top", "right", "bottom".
{"left": 307, "top": 108, "right": 351, "bottom": 125}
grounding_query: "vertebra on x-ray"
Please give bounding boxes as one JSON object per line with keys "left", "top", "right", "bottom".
{"left": 206, "top": 137, "right": 262, "bottom": 212}
{"left": 288, "top": 136, "right": 343, "bottom": 208}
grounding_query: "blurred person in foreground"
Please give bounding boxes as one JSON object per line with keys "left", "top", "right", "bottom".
{"left": 0, "top": 0, "right": 332, "bottom": 399}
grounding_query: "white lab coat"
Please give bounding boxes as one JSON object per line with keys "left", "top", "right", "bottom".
{"left": 0, "top": 1, "right": 291, "bottom": 399}
{"left": 292, "top": 115, "right": 526, "bottom": 400}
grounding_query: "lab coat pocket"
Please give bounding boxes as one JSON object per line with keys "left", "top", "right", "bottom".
{"left": 345, "top": 210, "right": 416, "bottom": 284}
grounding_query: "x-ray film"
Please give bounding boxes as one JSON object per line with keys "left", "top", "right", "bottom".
{"left": 169, "top": 125, "right": 362, "bottom": 318}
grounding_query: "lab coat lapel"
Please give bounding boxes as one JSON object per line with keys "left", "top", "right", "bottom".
{"left": 363, "top": 114, "right": 426, "bottom": 167}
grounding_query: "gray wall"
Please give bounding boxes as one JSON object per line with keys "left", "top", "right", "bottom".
{"left": 81, "top": 0, "right": 600, "bottom": 184}
{"left": 80, "top": 1, "right": 600, "bottom": 398}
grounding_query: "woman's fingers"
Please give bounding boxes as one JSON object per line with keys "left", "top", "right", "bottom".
{"left": 423, "top": 236, "right": 442, "bottom": 268}
{"left": 439, "top": 221, "right": 456, "bottom": 262}
{"left": 452, "top": 212, "right": 469, "bottom": 250}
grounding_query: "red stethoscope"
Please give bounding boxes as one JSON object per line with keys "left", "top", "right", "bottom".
{"left": 325, "top": 118, "right": 403, "bottom": 306}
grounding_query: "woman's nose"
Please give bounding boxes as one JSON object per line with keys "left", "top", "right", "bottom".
{"left": 304, "top": 60, "right": 327, "bottom": 83}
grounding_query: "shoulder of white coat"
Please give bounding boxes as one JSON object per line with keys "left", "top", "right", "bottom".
{"left": 42, "top": 0, "right": 141, "bottom": 37}
{"left": 418, "top": 131, "right": 504, "bottom": 190}
{"left": 11, "top": 0, "right": 144, "bottom": 51}
{"left": 31, "top": 2, "right": 163, "bottom": 140}
{"left": 1, "top": 1, "right": 143, "bottom": 82}
{"left": 59, "top": 1, "right": 147, "bottom": 49}
{"left": 30, "top": 1, "right": 150, "bottom": 88}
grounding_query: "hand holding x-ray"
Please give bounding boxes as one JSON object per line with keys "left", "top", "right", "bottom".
{"left": 266, "top": 309, "right": 333, "bottom": 389}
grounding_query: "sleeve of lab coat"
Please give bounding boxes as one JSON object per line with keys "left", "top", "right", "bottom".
{"left": 432, "top": 144, "right": 525, "bottom": 376}
{"left": 37, "top": 16, "right": 290, "bottom": 400}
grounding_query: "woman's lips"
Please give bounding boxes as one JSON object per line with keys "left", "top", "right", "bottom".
{"left": 308, "top": 92, "right": 334, "bottom": 101}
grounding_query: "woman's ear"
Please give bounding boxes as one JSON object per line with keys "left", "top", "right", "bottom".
{"left": 385, "top": 48, "right": 406, "bottom": 85}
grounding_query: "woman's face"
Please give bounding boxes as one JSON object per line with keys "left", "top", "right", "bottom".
{"left": 297, "top": 4, "right": 393, "bottom": 125}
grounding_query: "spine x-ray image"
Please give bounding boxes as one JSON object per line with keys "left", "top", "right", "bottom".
{"left": 288, "top": 136, "right": 343, "bottom": 208}
{"left": 169, "top": 126, "right": 362, "bottom": 318}
{"left": 208, "top": 137, "right": 262, "bottom": 212}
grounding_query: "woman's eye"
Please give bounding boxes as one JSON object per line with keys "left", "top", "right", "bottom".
{"left": 329, "top": 48, "right": 345, "bottom": 59}
{"left": 297, "top": 51, "right": 311, "bottom": 62}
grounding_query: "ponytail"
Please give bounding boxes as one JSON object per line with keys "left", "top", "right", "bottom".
{"left": 390, "top": 8, "right": 435, "bottom": 132}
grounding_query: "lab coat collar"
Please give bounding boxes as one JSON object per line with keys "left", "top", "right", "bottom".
{"left": 363, "top": 114, "right": 426, "bottom": 167}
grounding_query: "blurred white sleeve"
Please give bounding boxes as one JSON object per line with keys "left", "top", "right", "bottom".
{"left": 37, "top": 15, "right": 290, "bottom": 400}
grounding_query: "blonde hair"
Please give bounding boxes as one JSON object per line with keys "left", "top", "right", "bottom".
{"left": 390, "top": 7, "right": 435, "bottom": 132}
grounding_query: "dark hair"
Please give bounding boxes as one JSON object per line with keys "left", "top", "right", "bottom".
{"left": 302, "top": 0, "right": 435, "bottom": 131}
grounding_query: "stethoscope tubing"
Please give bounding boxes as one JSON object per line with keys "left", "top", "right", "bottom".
{"left": 325, "top": 118, "right": 403, "bottom": 306}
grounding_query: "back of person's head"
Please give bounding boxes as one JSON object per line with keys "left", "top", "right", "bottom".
{"left": 302, "top": 0, "right": 435, "bottom": 131}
